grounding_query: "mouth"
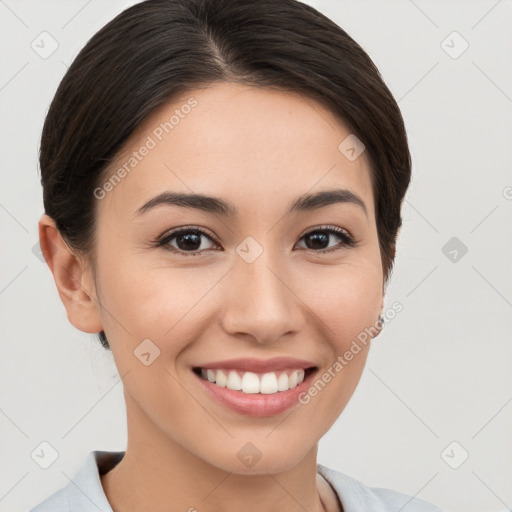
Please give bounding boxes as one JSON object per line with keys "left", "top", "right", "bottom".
{"left": 191, "top": 365, "right": 319, "bottom": 417}
{"left": 192, "top": 366, "right": 318, "bottom": 394}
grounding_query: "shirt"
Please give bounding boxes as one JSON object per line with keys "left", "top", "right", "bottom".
{"left": 28, "top": 450, "right": 443, "bottom": 512}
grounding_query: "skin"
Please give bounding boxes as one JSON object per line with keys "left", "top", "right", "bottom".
{"left": 39, "top": 82, "right": 385, "bottom": 512}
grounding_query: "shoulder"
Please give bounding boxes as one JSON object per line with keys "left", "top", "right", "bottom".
{"left": 27, "top": 450, "right": 124, "bottom": 512}
{"left": 317, "top": 463, "right": 445, "bottom": 512}
{"left": 27, "top": 487, "right": 70, "bottom": 512}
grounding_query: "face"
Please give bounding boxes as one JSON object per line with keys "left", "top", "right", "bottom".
{"left": 75, "top": 82, "right": 383, "bottom": 474}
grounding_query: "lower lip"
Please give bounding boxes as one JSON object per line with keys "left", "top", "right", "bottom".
{"left": 193, "top": 368, "right": 318, "bottom": 418}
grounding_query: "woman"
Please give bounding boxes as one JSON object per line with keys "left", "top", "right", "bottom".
{"left": 31, "top": 0, "right": 443, "bottom": 510}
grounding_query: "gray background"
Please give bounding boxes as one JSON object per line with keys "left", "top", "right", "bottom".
{"left": 1, "top": 1, "right": 511, "bottom": 511}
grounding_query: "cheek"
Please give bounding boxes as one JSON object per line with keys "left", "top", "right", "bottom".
{"left": 298, "top": 260, "right": 382, "bottom": 346}
{"left": 95, "top": 256, "right": 220, "bottom": 355}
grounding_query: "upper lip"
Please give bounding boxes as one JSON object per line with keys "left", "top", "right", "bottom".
{"left": 194, "top": 357, "right": 317, "bottom": 373}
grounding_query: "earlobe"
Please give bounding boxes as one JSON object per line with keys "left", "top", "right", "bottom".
{"left": 372, "top": 299, "right": 385, "bottom": 340}
{"left": 38, "top": 214, "right": 104, "bottom": 334}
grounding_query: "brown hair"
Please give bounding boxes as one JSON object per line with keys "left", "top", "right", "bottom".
{"left": 39, "top": 0, "right": 411, "bottom": 350}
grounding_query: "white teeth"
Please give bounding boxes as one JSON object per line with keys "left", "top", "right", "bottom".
{"left": 260, "top": 372, "right": 278, "bottom": 394}
{"left": 277, "top": 372, "right": 289, "bottom": 391}
{"left": 241, "top": 372, "right": 260, "bottom": 393}
{"left": 215, "top": 369, "right": 228, "bottom": 387}
{"left": 289, "top": 371, "right": 298, "bottom": 389}
{"left": 198, "top": 368, "right": 308, "bottom": 394}
{"left": 226, "top": 370, "right": 242, "bottom": 390}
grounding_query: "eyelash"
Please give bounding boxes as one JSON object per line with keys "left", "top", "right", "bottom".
{"left": 153, "top": 225, "right": 359, "bottom": 257}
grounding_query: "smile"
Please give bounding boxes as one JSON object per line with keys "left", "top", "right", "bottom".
{"left": 192, "top": 365, "right": 319, "bottom": 417}
{"left": 193, "top": 367, "right": 317, "bottom": 394}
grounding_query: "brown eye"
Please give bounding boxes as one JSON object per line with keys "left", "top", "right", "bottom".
{"left": 297, "top": 226, "right": 357, "bottom": 253}
{"left": 156, "top": 227, "right": 218, "bottom": 256}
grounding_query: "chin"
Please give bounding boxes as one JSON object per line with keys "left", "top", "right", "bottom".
{"left": 198, "top": 438, "right": 314, "bottom": 476}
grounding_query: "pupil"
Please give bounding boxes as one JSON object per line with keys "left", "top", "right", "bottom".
{"left": 178, "top": 233, "right": 201, "bottom": 251}
{"left": 307, "top": 231, "right": 328, "bottom": 250}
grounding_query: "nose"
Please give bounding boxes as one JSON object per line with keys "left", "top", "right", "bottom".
{"left": 219, "top": 248, "right": 305, "bottom": 345}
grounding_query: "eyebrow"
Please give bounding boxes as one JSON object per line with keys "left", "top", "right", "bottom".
{"left": 134, "top": 188, "right": 368, "bottom": 218}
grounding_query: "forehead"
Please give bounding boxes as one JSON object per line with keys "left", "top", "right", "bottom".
{"left": 97, "top": 82, "right": 374, "bottom": 222}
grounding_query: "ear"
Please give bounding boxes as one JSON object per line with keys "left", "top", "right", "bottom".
{"left": 373, "top": 276, "right": 386, "bottom": 339}
{"left": 373, "top": 299, "right": 385, "bottom": 339}
{"left": 38, "top": 214, "right": 103, "bottom": 334}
